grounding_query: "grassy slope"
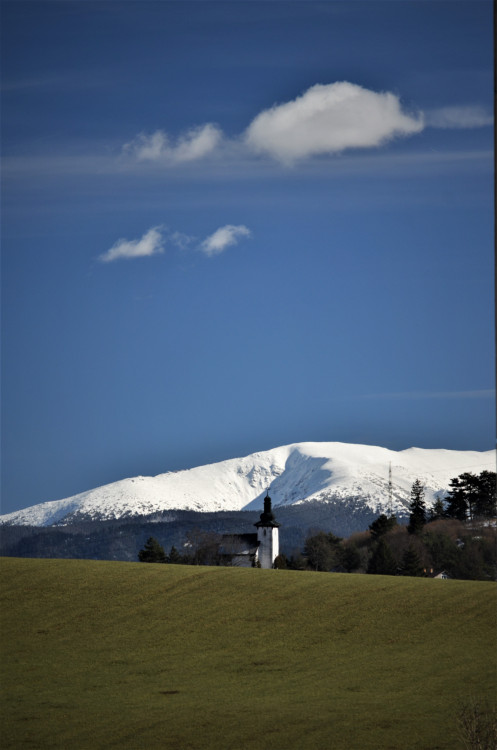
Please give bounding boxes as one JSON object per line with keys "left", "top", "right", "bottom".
{"left": 1, "top": 558, "right": 495, "bottom": 750}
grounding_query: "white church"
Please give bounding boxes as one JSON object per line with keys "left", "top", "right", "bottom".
{"left": 219, "top": 492, "right": 280, "bottom": 569}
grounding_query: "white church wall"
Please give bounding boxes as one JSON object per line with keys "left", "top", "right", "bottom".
{"left": 257, "top": 526, "right": 279, "bottom": 569}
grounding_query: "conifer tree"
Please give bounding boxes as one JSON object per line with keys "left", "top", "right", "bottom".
{"left": 445, "top": 475, "right": 468, "bottom": 520}
{"left": 369, "top": 513, "right": 397, "bottom": 539}
{"left": 475, "top": 471, "right": 497, "bottom": 517}
{"left": 138, "top": 537, "right": 167, "bottom": 563}
{"left": 407, "top": 480, "right": 426, "bottom": 535}
{"left": 367, "top": 538, "right": 397, "bottom": 575}
{"left": 445, "top": 471, "right": 496, "bottom": 521}
{"left": 401, "top": 544, "right": 423, "bottom": 577}
{"left": 429, "top": 498, "right": 446, "bottom": 521}
{"left": 167, "top": 545, "right": 182, "bottom": 564}
{"left": 338, "top": 544, "right": 361, "bottom": 572}
{"left": 273, "top": 554, "right": 288, "bottom": 569}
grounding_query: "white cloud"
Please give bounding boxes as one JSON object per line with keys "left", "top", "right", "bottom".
{"left": 244, "top": 82, "right": 424, "bottom": 163}
{"left": 200, "top": 225, "right": 251, "bottom": 257}
{"left": 123, "top": 124, "right": 223, "bottom": 164}
{"left": 425, "top": 106, "right": 493, "bottom": 129}
{"left": 125, "top": 130, "right": 167, "bottom": 161}
{"left": 174, "top": 124, "right": 223, "bottom": 162}
{"left": 99, "top": 226, "right": 165, "bottom": 263}
{"left": 170, "top": 231, "right": 196, "bottom": 250}
{"left": 98, "top": 224, "right": 251, "bottom": 264}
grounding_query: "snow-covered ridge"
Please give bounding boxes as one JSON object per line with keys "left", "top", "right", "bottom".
{"left": 1, "top": 442, "right": 494, "bottom": 527}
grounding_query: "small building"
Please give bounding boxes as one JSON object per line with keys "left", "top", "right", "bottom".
{"left": 423, "top": 567, "right": 451, "bottom": 579}
{"left": 219, "top": 533, "right": 260, "bottom": 567}
{"left": 219, "top": 492, "right": 281, "bottom": 569}
{"left": 434, "top": 571, "right": 450, "bottom": 580}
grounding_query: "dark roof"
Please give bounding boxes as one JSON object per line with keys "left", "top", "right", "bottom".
{"left": 219, "top": 533, "right": 259, "bottom": 555}
{"left": 254, "top": 494, "right": 281, "bottom": 528}
{"left": 221, "top": 533, "right": 258, "bottom": 544}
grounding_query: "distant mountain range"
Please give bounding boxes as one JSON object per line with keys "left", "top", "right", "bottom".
{"left": 1, "top": 442, "right": 494, "bottom": 528}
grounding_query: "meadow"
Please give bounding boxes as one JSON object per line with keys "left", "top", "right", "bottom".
{"left": 1, "top": 557, "right": 495, "bottom": 749}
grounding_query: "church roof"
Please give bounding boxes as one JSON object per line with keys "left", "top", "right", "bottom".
{"left": 219, "top": 533, "right": 259, "bottom": 555}
{"left": 254, "top": 493, "right": 281, "bottom": 528}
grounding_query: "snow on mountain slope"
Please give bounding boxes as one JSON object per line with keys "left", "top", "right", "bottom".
{"left": 1, "top": 442, "right": 494, "bottom": 527}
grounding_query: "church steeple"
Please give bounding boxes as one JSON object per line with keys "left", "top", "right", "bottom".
{"left": 255, "top": 491, "right": 281, "bottom": 528}
{"left": 254, "top": 490, "right": 280, "bottom": 568}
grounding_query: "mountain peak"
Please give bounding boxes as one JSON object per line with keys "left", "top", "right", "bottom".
{"left": 1, "top": 441, "right": 494, "bottom": 527}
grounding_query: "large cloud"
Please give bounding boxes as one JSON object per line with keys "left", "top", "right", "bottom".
{"left": 124, "top": 123, "right": 222, "bottom": 163}
{"left": 244, "top": 82, "right": 424, "bottom": 163}
{"left": 99, "top": 226, "right": 165, "bottom": 263}
{"left": 200, "top": 225, "right": 251, "bottom": 257}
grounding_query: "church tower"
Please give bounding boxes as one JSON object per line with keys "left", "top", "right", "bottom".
{"left": 254, "top": 492, "right": 280, "bottom": 569}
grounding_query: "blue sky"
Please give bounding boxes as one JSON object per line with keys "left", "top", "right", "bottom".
{"left": 1, "top": 0, "right": 494, "bottom": 514}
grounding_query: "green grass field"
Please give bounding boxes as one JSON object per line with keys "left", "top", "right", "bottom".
{"left": 1, "top": 557, "right": 495, "bottom": 749}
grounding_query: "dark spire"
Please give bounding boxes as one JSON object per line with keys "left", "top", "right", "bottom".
{"left": 254, "top": 490, "right": 281, "bottom": 528}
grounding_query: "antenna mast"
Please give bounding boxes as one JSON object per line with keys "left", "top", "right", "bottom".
{"left": 388, "top": 462, "right": 393, "bottom": 516}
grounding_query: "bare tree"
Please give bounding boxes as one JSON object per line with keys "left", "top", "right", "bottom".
{"left": 184, "top": 528, "right": 222, "bottom": 565}
{"left": 457, "top": 697, "right": 497, "bottom": 750}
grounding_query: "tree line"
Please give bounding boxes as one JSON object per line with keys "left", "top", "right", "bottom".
{"left": 138, "top": 470, "right": 496, "bottom": 580}
{"left": 138, "top": 529, "right": 251, "bottom": 567}
{"left": 294, "top": 470, "right": 496, "bottom": 580}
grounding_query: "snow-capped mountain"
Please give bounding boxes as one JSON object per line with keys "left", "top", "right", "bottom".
{"left": 1, "top": 442, "right": 494, "bottom": 527}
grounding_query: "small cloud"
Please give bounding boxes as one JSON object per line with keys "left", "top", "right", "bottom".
{"left": 99, "top": 226, "right": 165, "bottom": 263}
{"left": 425, "top": 106, "right": 493, "bottom": 129}
{"left": 125, "top": 130, "right": 167, "bottom": 161}
{"left": 170, "top": 231, "right": 196, "bottom": 250}
{"left": 123, "top": 124, "right": 223, "bottom": 164}
{"left": 174, "top": 124, "right": 223, "bottom": 162}
{"left": 244, "top": 81, "right": 424, "bottom": 163}
{"left": 200, "top": 225, "right": 252, "bottom": 257}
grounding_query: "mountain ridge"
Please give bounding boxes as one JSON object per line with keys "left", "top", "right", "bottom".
{"left": 1, "top": 441, "right": 494, "bottom": 527}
